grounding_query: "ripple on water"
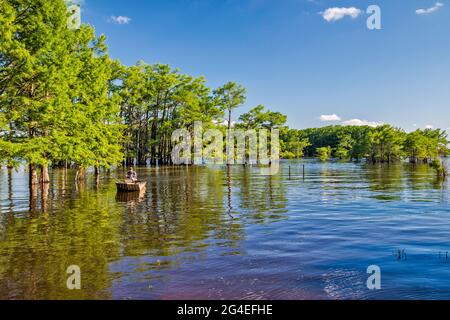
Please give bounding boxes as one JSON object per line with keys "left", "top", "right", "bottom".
{"left": 0, "top": 161, "right": 450, "bottom": 299}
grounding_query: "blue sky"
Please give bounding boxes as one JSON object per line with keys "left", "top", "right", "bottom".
{"left": 77, "top": 0, "right": 450, "bottom": 131}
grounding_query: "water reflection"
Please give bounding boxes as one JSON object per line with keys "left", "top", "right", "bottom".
{"left": 0, "top": 160, "right": 449, "bottom": 299}
{"left": 116, "top": 190, "right": 146, "bottom": 203}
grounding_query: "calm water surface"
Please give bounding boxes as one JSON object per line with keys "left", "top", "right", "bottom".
{"left": 0, "top": 160, "right": 449, "bottom": 300}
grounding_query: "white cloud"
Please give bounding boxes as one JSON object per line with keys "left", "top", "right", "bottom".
{"left": 425, "top": 125, "right": 434, "bottom": 129}
{"left": 109, "top": 16, "right": 132, "bottom": 25}
{"left": 342, "top": 119, "right": 383, "bottom": 127}
{"left": 321, "top": 7, "right": 362, "bottom": 22}
{"left": 416, "top": 2, "right": 444, "bottom": 15}
{"left": 320, "top": 114, "right": 342, "bottom": 122}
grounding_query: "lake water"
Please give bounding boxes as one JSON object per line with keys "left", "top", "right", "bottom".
{"left": 0, "top": 160, "right": 449, "bottom": 300}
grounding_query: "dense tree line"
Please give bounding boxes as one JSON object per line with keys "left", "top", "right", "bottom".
{"left": 281, "top": 124, "right": 449, "bottom": 165}
{"left": 1, "top": 0, "right": 448, "bottom": 190}
{"left": 0, "top": 1, "right": 243, "bottom": 175}
{"left": 118, "top": 63, "right": 224, "bottom": 166}
{"left": 234, "top": 108, "right": 448, "bottom": 166}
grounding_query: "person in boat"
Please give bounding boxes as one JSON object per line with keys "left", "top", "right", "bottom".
{"left": 126, "top": 167, "right": 138, "bottom": 183}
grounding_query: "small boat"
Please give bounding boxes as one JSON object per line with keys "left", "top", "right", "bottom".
{"left": 116, "top": 180, "right": 147, "bottom": 192}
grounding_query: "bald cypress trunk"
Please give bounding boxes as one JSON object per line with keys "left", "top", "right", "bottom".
{"left": 29, "top": 164, "right": 38, "bottom": 213}
{"left": 29, "top": 164, "right": 38, "bottom": 186}
{"left": 94, "top": 166, "right": 100, "bottom": 186}
{"left": 41, "top": 182, "right": 49, "bottom": 212}
{"left": 75, "top": 167, "right": 86, "bottom": 182}
{"left": 41, "top": 164, "right": 50, "bottom": 184}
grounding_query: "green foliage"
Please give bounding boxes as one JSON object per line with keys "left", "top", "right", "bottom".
{"left": 316, "top": 146, "right": 332, "bottom": 162}
{"left": 335, "top": 133, "right": 354, "bottom": 160}
{"left": 1, "top": 0, "right": 448, "bottom": 173}
{"left": 430, "top": 159, "right": 448, "bottom": 177}
{"left": 0, "top": 0, "right": 123, "bottom": 171}
{"left": 118, "top": 63, "right": 224, "bottom": 165}
{"left": 238, "top": 105, "right": 287, "bottom": 130}
{"left": 347, "top": 126, "right": 372, "bottom": 160}
{"left": 368, "top": 125, "right": 406, "bottom": 163}
{"left": 296, "top": 125, "right": 372, "bottom": 160}
{"left": 404, "top": 129, "right": 441, "bottom": 163}
{"left": 280, "top": 128, "right": 310, "bottom": 159}
{"left": 214, "top": 81, "right": 246, "bottom": 131}
{"left": 294, "top": 125, "right": 448, "bottom": 164}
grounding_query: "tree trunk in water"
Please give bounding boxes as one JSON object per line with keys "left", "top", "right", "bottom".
{"left": 126, "top": 157, "right": 134, "bottom": 167}
{"left": 29, "top": 185, "right": 38, "bottom": 213}
{"left": 61, "top": 166, "right": 67, "bottom": 197}
{"left": 75, "top": 167, "right": 86, "bottom": 182}
{"left": 41, "top": 182, "right": 49, "bottom": 212}
{"left": 95, "top": 166, "right": 100, "bottom": 186}
{"left": 150, "top": 113, "right": 158, "bottom": 166}
{"left": 41, "top": 164, "right": 50, "bottom": 184}
{"left": 29, "top": 164, "right": 38, "bottom": 213}
{"left": 29, "top": 164, "right": 38, "bottom": 185}
{"left": 138, "top": 154, "right": 147, "bottom": 166}
{"left": 7, "top": 168, "right": 13, "bottom": 210}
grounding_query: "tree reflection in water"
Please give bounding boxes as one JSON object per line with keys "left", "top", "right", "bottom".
{"left": 0, "top": 165, "right": 288, "bottom": 299}
{"left": 2, "top": 161, "right": 446, "bottom": 299}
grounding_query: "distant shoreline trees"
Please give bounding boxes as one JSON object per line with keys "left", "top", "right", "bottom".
{"left": 289, "top": 124, "right": 448, "bottom": 165}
